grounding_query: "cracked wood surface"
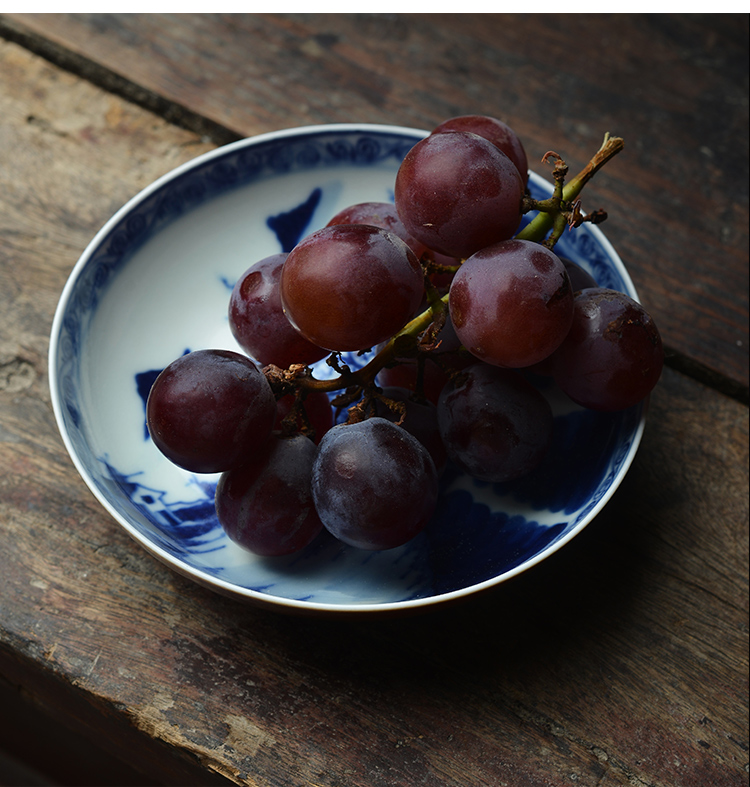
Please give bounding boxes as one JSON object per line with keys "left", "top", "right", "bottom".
{"left": 0, "top": 15, "right": 748, "bottom": 787}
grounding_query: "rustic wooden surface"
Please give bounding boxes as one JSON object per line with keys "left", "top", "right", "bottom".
{"left": 0, "top": 13, "right": 748, "bottom": 787}
{"left": 3, "top": 12, "right": 748, "bottom": 396}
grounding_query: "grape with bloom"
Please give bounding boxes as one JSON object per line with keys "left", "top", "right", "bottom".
{"left": 395, "top": 129, "right": 525, "bottom": 259}
{"left": 437, "top": 364, "right": 553, "bottom": 483}
{"left": 146, "top": 115, "right": 664, "bottom": 558}
{"left": 280, "top": 223, "right": 424, "bottom": 353}
{"left": 311, "top": 417, "right": 439, "bottom": 550}
{"left": 215, "top": 434, "right": 323, "bottom": 556}
{"left": 449, "top": 239, "right": 574, "bottom": 368}
{"left": 146, "top": 349, "right": 276, "bottom": 474}
{"left": 431, "top": 114, "right": 529, "bottom": 186}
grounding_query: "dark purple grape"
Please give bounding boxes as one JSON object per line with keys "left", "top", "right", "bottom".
{"left": 560, "top": 257, "right": 598, "bottom": 292}
{"left": 215, "top": 434, "right": 323, "bottom": 556}
{"left": 311, "top": 417, "right": 438, "bottom": 550}
{"left": 449, "top": 239, "right": 574, "bottom": 368}
{"left": 395, "top": 130, "right": 525, "bottom": 259}
{"left": 326, "top": 201, "right": 429, "bottom": 259}
{"left": 229, "top": 253, "right": 327, "bottom": 369}
{"left": 146, "top": 349, "right": 276, "bottom": 474}
{"left": 437, "top": 363, "right": 553, "bottom": 482}
{"left": 431, "top": 114, "right": 529, "bottom": 185}
{"left": 280, "top": 224, "right": 425, "bottom": 352}
{"left": 372, "top": 386, "right": 447, "bottom": 474}
{"left": 551, "top": 288, "right": 664, "bottom": 411}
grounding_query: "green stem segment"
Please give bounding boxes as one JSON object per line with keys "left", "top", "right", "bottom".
{"left": 516, "top": 133, "right": 624, "bottom": 243}
{"left": 291, "top": 133, "right": 624, "bottom": 396}
{"left": 299, "top": 294, "right": 450, "bottom": 395}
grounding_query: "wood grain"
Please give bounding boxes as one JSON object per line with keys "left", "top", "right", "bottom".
{"left": 0, "top": 26, "right": 748, "bottom": 787}
{"left": 2, "top": 12, "right": 748, "bottom": 393}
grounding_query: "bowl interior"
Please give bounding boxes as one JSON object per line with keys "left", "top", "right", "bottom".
{"left": 50, "top": 124, "right": 644, "bottom": 613}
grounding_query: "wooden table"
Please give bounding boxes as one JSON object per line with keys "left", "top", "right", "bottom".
{"left": 0, "top": 14, "right": 747, "bottom": 787}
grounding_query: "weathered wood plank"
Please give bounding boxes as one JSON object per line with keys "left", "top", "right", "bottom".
{"left": 3, "top": 12, "right": 748, "bottom": 392}
{"left": 0, "top": 34, "right": 748, "bottom": 787}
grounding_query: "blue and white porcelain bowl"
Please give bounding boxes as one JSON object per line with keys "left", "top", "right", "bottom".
{"left": 49, "top": 124, "right": 645, "bottom": 614}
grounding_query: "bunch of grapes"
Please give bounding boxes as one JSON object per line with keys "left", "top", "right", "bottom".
{"left": 146, "top": 115, "right": 664, "bottom": 557}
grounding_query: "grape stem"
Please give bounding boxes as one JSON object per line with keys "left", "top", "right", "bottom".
{"left": 266, "top": 133, "right": 624, "bottom": 399}
{"left": 268, "top": 299, "right": 447, "bottom": 396}
{"left": 516, "top": 133, "right": 624, "bottom": 244}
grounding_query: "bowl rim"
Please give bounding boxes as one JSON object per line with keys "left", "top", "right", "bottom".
{"left": 48, "top": 122, "right": 646, "bottom": 615}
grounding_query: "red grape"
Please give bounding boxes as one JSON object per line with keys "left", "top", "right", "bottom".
{"left": 550, "top": 288, "right": 664, "bottom": 411}
{"left": 431, "top": 114, "right": 529, "bottom": 185}
{"left": 229, "top": 253, "right": 327, "bottom": 368}
{"left": 280, "top": 224, "right": 425, "bottom": 352}
{"left": 449, "top": 239, "right": 574, "bottom": 368}
{"left": 311, "top": 418, "right": 438, "bottom": 550}
{"left": 326, "top": 201, "right": 429, "bottom": 259}
{"left": 394, "top": 130, "right": 525, "bottom": 259}
{"left": 146, "top": 349, "right": 276, "bottom": 473}
{"left": 215, "top": 434, "right": 323, "bottom": 556}
{"left": 437, "top": 363, "right": 553, "bottom": 482}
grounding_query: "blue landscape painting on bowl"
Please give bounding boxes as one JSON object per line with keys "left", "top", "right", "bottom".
{"left": 55, "top": 128, "right": 641, "bottom": 606}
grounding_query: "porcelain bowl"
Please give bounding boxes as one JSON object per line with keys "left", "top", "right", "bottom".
{"left": 49, "top": 123, "right": 645, "bottom": 615}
